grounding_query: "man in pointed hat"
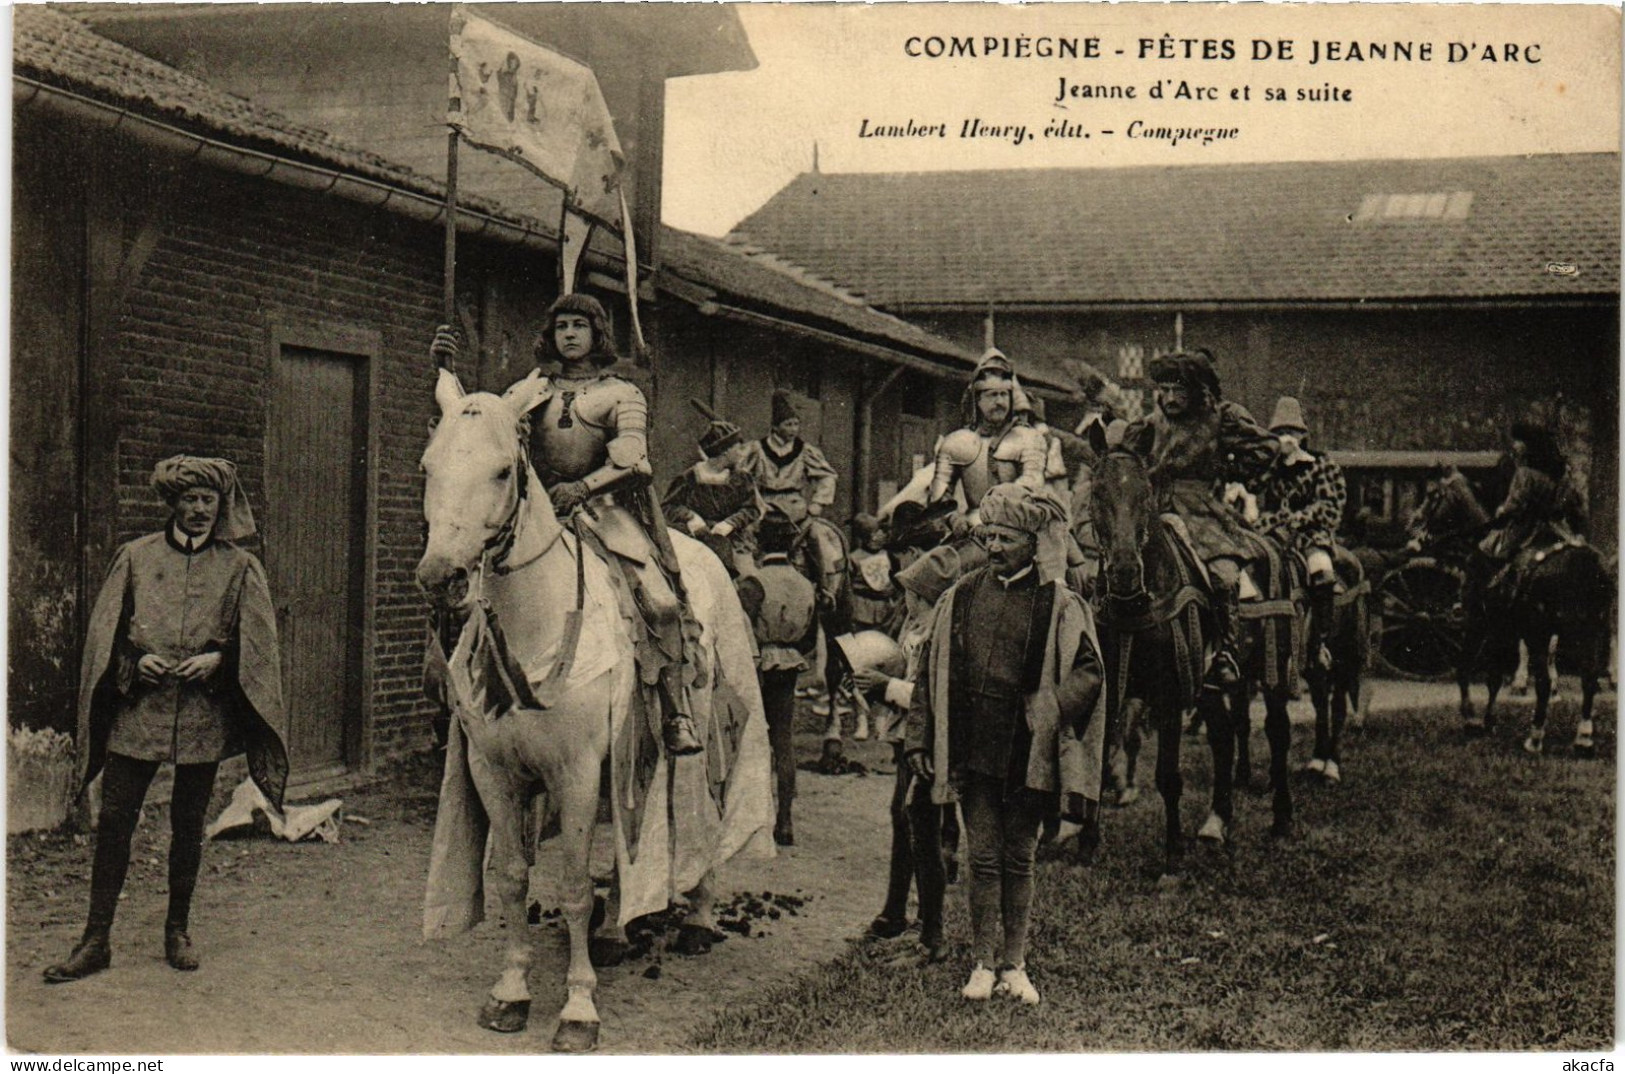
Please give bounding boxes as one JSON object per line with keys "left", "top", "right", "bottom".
{"left": 1119, "top": 348, "right": 1278, "bottom": 687}
{"left": 739, "top": 388, "right": 837, "bottom": 518}
{"left": 46, "top": 455, "right": 290, "bottom": 983}
{"left": 1253, "top": 396, "right": 1348, "bottom": 670}
{"left": 663, "top": 401, "right": 763, "bottom": 577}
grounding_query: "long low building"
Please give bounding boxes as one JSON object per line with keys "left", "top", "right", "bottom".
{"left": 9, "top": 6, "right": 1000, "bottom": 784}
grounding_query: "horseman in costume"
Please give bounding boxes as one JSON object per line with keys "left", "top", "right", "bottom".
{"left": 1472, "top": 422, "right": 1583, "bottom": 612}
{"left": 930, "top": 349, "right": 1048, "bottom": 519}
{"left": 1253, "top": 397, "right": 1348, "bottom": 669}
{"left": 1119, "top": 349, "right": 1278, "bottom": 687}
{"left": 662, "top": 401, "right": 763, "bottom": 578}
{"left": 740, "top": 389, "right": 838, "bottom": 517}
{"left": 430, "top": 293, "right": 704, "bottom": 757}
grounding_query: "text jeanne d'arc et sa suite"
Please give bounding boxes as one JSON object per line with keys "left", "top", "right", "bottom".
{"left": 856, "top": 33, "right": 1544, "bottom": 150}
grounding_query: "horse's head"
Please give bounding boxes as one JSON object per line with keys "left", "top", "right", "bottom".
{"left": 416, "top": 368, "right": 551, "bottom": 607}
{"left": 1087, "top": 422, "right": 1157, "bottom": 604}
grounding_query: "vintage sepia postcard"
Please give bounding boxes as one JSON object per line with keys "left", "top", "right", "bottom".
{"left": 7, "top": 0, "right": 1619, "bottom": 1062}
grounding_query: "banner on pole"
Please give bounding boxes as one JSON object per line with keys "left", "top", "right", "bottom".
{"left": 558, "top": 208, "right": 595, "bottom": 295}
{"left": 449, "top": 5, "right": 624, "bottom": 231}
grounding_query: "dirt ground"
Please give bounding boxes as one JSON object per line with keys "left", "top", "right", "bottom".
{"left": 5, "top": 680, "right": 1609, "bottom": 1055}
{"left": 6, "top": 707, "right": 900, "bottom": 1055}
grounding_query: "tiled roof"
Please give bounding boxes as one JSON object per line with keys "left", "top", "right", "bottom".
{"left": 15, "top": 6, "right": 978, "bottom": 376}
{"left": 658, "top": 227, "right": 988, "bottom": 374}
{"left": 14, "top": 5, "right": 483, "bottom": 210}
{"left": 730, "top": 155, "right": 1621, "bottom": 306}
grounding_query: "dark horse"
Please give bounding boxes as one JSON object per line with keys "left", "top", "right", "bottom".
{"left": 1221, "top": 545, "right": 1300, "bottom": 836}
{"left": 1414, "top": 473, "right": 1612, "bottom": 754}
{"left": 1090, "top": 440, "right": 1235, "bottom": 880}
{"left": 1231, "top": 546, "right": 1368, "bottom": 790}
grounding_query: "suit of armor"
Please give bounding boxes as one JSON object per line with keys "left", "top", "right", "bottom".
{"left": 928, "top": 423, "right": 1049, "bottom": 512}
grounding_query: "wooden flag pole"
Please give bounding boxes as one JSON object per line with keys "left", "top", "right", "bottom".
{"left": 617, "top": 184, "right": 646, "bottom": 356}
{"left": 443, "top": 129, "right": 460, "bottom": 332}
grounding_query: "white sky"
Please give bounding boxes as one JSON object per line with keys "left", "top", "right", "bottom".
{"left": 662, "top": 2, "right": 1622, "bottom": 236}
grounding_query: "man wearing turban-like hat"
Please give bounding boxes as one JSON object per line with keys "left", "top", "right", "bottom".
{"left": 904, "top": 483, "right": 1105, "bottom": 1008}
{"left": 46, "top": 456, "right": 289, "bottom": 984}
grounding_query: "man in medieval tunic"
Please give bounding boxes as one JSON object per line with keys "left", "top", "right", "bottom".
{"left": 46, "top": 456, "right": 290, "bottom": 983}
{"left": 740, "top": 388, "right": 838, "bottom": 518}
{"left": 1252, "top": 397, "right": 1348, "bottom": 670}
{"left": 430, "top": 293, "right": 703, "bottom": 756}
{"left": 904, "top": 483, "right": 1105, "bottom": 1007}
{"left": 1119, "top": 350, "right": 1278, "bottom": 687}
{"left": 662, "top": 402, "right": 762, "bottom": 578}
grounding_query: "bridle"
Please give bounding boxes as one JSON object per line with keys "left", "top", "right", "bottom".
{"left": 1095, "top": 448, "right": 1154, "bottom": 614}
{"left": 478, "top": 414, "right": 564, "bottom": 579}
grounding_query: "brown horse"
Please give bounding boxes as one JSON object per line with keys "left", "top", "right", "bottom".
{"left": 1414, "top": 474, "right": 1613, "bottom": 754}
{"left": 1089, "top": 440, "right": 1231, "bottom": 880}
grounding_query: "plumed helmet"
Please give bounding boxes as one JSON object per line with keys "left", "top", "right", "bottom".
{"left": 537, "top": 293, "right": 619, "bottom": 367}
{"left": 770, "top": 389, "right": 801, "bottom": 427}
{"left": 1510, "top": 422, "right": 1566, "bottom": 479}
{"left": 1269, "top": 396, "right": 1309, "bottom": 434}
{"left": 150, "top": 455, "right": 257, "bottom": 541}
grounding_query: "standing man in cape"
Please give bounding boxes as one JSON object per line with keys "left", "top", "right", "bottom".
{"left": 47, "top": 456, "right": 289, "bottom": 982}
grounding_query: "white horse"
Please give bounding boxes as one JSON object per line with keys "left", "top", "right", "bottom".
{"left": 416, "top": 368, "right": 774, "bottom": 1052}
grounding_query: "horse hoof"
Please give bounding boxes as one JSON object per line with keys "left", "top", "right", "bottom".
{"left": 589, "top": 936, "right": 631, "bottom": 967}
{"left": 1523, "top": 734, "right": 1545, "bottom": 756}
{"left": 1197, "top": 813, "right": 1228, "bottom": 845}
{"left": 1302, "top": 758, "right": 1327, "bottom": 776}
{"left": 673, "top": 923, "right": 717, "bottom": 957}
{"left": 1074, "top": 835, "right": 1102, "bottom": 868}
{"left": 1463, "top": 718, "right": 1486, "bottom": 737}
{"left": 477, "top": 998, "right": 531, "bottom": 1034}
{"left": 1573, "top": 737, "right": 1597, "bottom": 759}
{"left": 1115, "top": 786, "right": 1140, "bottom": 808}
{"left": 551, "top": 1019, "right": 600, "bottom": 1053}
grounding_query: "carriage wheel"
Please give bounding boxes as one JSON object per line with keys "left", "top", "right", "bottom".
{"left": 1373, "top": 559, "right": 1466, "bottom": 681}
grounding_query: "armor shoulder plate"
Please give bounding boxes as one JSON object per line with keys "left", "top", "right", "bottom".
{"left": 937, "top": 427, "right": 985, "bottom": 467}
{"left": 993, "top": 425, "right": 1046, "bottom": 459}
{"left": 572, "top": 376, "right": 648, "bottom": 430}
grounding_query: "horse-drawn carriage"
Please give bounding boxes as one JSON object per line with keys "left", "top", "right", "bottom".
{"left": 1330, "top": 449, "right": 1505, "bottom": 680}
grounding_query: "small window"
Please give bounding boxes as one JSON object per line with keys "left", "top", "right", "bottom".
{"left": 1353, "top": 191, "right": 1474, "bottom": 222}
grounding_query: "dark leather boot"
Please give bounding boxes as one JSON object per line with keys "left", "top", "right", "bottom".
{"left": 773, "top": 813, "right": 794, "bottom": 847}
{"left": 43, "top": 929, "right": 111, "bottom": 983}
{"left": 1210, "top": 583, "right": 1243, "bottom": 687}
{"left": 165, "top": 926, "right": 199, "bottom": 972}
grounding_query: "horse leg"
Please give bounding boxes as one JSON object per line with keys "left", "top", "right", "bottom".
{"left": 1328, "top": 662, "right": 1351, "bottom": 781}
{"left": 1511, "top": 639, "right": 1532, "bottom": 696}
{"left": 588, "top": 868, "right": 630, "bottom": 967}
{"left": 1547, "top": 635, "right": 1563, "bottom": 702}
{"left": 1264, "top": 689, "right": 1293, "bottom": 837}
{"left": 674, "top": 871, "right": 720, "bottom": 956}
{"left": 1573, "top": 629, "right": 1600, "bottom": 758}
{"left": 469, "top": 766, "right": 537, "bottom": 1036}
{"left": 1154, "top": 706, "right": 1185, "bottom": 883}
{"left": 1198, "top": 689, "right": 1232, "bottom": 846}
{"left": 1230, "top": 684, "right": 1257, "bottom": 794}
{"left": 548, "top": 771, "right": 604, "bottom": 1053}
{"left": 1115, "top": 698, "right": 1145, "bottom": 807}
{"left": 1305, "top": 665, "right": 1331, "bottom": 774}
{"left": 1523, "top": 633, "right": 1553, "bottom": 756}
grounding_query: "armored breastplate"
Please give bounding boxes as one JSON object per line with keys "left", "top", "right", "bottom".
{"left": 530, "top": 377, "right": 618, "bottom": 481}
{"left": 959, "top": 437, "right": 995, "bottom": 507}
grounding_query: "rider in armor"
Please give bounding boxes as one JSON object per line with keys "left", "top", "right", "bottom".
{"left": 1253, "top": 397, "right": 1348, "bottom": 670}
{"left": 430, "top": 293, "right": 705, "bottom": 756}
{"left": 929, "top": 349, "right": 1049, "bottom": 517}
{"left": 1120, "top": 349, "right": 1278, "bottom": 688}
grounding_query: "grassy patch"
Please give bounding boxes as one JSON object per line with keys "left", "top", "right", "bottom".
{"left": 695, "top": 704, "right": 1615, "bottom": 1052}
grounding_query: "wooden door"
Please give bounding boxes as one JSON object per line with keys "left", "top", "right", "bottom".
{"left": 266, "top": 345, "right": 366, "bottom": 779}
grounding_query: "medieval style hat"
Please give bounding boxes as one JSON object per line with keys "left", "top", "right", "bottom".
{"left": 886, "top": 498, "right": 957, "bottom": 553}
{"left": 757, "top": 504, "right": 800, "bottom": 554}
{"left": 536, "top": 292, "right": 619, "bottom": 368}
{"left": 978, "top": 483, "right": 1066, "bottom": 538}
{"left": 894, "top": 543, "right": 962, "bottom": 605}
{"left": 770, "top": 389, "right": 801, "bottom": 427}
{"left": 1148, "top": 348, "right": 1222, "bottom": 402}
{"left": 690, "top": 399, "right": 743, "bottom": 458}
{"left": 151, "top": 454, "right": 257, "bottom": 541}
{"left": 1269, "top": 396, "right": 1309, "bottom": 434}
{"left": 1510, "top": 422, "right": 1566, "bottom": 479}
